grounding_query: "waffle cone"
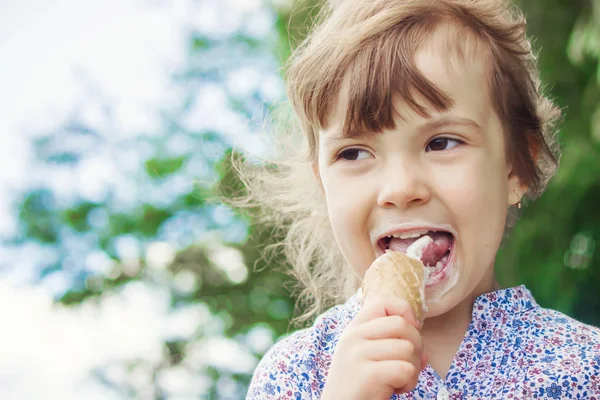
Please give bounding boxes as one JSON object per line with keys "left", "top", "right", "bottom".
{"left": 362, "top": 251, "right": 428, "bottom": 324}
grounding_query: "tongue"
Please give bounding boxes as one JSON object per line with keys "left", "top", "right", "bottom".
{"left": 388, "top": 232, "right": 452, "bottom": 267}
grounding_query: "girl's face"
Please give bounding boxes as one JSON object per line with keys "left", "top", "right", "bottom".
{"left": 316, "top": 44, "right": 523, "bottom": 318}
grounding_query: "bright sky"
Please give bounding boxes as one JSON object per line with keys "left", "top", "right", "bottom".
{"left": 0, "top": 0, "right": 274, "bottom": 397}
{"left": 0, "top": 0, "right": 184, "bottom": 235}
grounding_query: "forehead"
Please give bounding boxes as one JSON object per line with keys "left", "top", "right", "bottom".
{"left": 413, "top": 28, "right": 492, "bottom": 115}
{"left": 416, "top": 23, "right": 491, "bottom": 93}
{"left": 322, "top": 28, "right": 493, "bottom": 139}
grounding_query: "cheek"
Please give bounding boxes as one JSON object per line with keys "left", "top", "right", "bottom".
{"left": 324, "top": 177, "right": 366, "bottom": 237}
{"left": 321, "top": 171, "right": 374, "bottom": 273}
{"left": 440, "top": 153, "right": 508, "bottom": 208}
{"left": 439, "top": 156, "right": 508, "bottom": 248}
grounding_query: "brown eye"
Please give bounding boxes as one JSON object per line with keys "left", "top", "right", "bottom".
{"left": 338, "top": 148, "right": 371, "bottom": 161}
{"left": 426, "top": 137, "right": 462, "bottom": 152}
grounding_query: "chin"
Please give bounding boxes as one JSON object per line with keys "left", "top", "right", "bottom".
{"left": 424, "top": 296, "right": 456, "bottom": 318}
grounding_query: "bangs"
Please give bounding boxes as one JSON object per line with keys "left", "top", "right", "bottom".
{"left": 293, "top": 14, "right": 493, "bottom": 143}
{"left": 335, "top": 25, "right": 455, "bottom": 139}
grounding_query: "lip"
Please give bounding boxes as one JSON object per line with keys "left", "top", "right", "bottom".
{"left": 370, "top": 222, "right": 458, "bottom": 289}
{"left": 371, "top": 222, "right": 458, "bottom": 258}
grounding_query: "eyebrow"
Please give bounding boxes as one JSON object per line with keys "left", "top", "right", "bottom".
{"left": 322, "top": 115, "right": 483, "bottom": 147}
{"left": 419, "top": 116, "right": 483, "bottom": 134}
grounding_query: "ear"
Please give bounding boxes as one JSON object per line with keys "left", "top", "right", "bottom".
{"left": 507, "top": 165, "right": 527, "bottom": 207}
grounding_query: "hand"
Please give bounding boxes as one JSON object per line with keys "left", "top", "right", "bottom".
{"left": 321, "top": 296, "right": 427, "bottom": 400}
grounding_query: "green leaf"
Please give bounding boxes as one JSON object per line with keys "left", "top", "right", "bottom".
{"left": 18, "top": 190, "right": 59, "bottom": 243}
{"left": 232, "top": 33, "right": 261, "bottom": 49}
{"left": 191, "top": 35, "right": 212, "bottom": 51}
{"left": 144, "top": 156, "right": 188, "bottom": 179}
{"left": 62, "top": 202, "right": 99, "bottom": 232}
{"left": 140, "top": 204, "right": 173, "bottom": 237}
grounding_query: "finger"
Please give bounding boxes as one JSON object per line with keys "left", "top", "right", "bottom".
{"left": 350, "top": 296, "right": 398, "bottom": 326}
{"left": 353, "top": 295, "right": 418, "bottom": 328}
{"left": 359, "top": 315, "right": 422, "bottom": 346}
{"left": 379, "top": 296, "right": 420, "bottom": 329}
{"left": 361, "top": 338, "right": 421, "bottom": 363}
{"left": 372, "top": 359, "right": 421, "bottom": 394}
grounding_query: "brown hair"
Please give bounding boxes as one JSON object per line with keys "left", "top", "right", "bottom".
{"left": 231, "top": 0, "right": 561, "bottom": 326}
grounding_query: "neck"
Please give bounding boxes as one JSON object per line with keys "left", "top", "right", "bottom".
{"left": 420, "top": 267, "right": 499, "bottom": 378}
{"left": 420, "top": 295, "right": 473, "bottom": 378}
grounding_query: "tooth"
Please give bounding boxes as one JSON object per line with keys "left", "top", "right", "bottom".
{"left": 425, "top": 260, "right": 443, "bottom": 272}
{"left": 391, "top": 230, "right": 429, "bottom": 239}
{"left": 440, "top": 254, "right": 449, "bottom": 263}
{"left": 429, "top": 259, "right": 447, "bottom": 274}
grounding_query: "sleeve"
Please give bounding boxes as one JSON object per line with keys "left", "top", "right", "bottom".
{"left": 246, "top": 331, "right": 315, "bottom": 400}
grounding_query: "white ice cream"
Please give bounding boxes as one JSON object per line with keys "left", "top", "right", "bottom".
{"left": 407, "top": 234, "right": 460, "bottom": 305}
{"left": 406, "top": 235, "right": 433, "bottom": 260}
{"left": 405, "top": 235, "right": 433, "bottom": 304}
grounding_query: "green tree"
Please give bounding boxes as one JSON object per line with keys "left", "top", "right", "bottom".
{"left": 10, "top": 2, "right": 301, "bottom": 398}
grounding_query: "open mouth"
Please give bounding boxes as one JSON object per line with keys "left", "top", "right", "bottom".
{"left": 377, "top": 229, "right": 454, "bottom": 277}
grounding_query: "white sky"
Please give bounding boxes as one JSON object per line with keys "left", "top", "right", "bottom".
{"left": 0, "top": 0, "right": 273, "bottom": 397}
{"left": 0, "top": 0, "right": 184, "bottom": 235}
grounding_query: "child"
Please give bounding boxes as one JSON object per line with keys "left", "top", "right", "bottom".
{"left": 243, "top": 0, "right": 600, "bottom": 398}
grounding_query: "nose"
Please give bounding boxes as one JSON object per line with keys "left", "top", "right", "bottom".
{"left": 376, "top": 157, "right": 431, "bottom": 209}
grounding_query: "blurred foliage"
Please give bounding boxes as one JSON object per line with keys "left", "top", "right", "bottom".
{"left": 6, "top": 0, "right": 600, "bottom": 398}
{"left": 497, "top": 0, "right": 600, "bottom": 326}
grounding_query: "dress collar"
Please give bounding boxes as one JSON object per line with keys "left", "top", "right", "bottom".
{"left": 343, "top": 285, "right": 538, "bottom": 324}
{"left": 471, "top": 285, "right": 537, "bottom": 318}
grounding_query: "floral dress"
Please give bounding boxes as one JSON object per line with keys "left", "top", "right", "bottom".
{"left": 247, "top": 286, "right": 600, "bottom": 399}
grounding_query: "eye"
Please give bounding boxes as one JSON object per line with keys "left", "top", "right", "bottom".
{"left": 336, "top": 148, "right": 372, "bottom": 161}
{"left": 426, "top": 137, "right": 463, "bottom": 152}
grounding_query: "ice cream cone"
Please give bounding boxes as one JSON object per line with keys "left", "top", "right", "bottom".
{"left": 362, "top": 250, "right": 429, "bottom": 324}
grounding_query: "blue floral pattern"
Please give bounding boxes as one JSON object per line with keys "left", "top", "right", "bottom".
{"left": 247, "top": 286, "right": 600, "bottom": 399}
